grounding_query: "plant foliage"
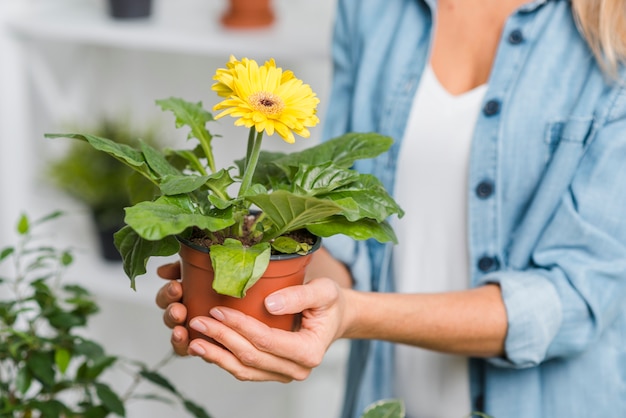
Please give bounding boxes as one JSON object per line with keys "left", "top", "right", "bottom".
{"left": 46, "top": 57, "right": 404, "bottom": 299}
{"left": 0, "top": 212, "right": 211, "bottom": 418}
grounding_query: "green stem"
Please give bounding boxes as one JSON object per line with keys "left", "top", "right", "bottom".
{"left": 244, "top": 127, "right": 256, "bottom": 172}
{"left": 238, "top": 130, "right": 263, "bottom": 197}
{"left": 199, "top": 138, "right": 216, "bottom": 174}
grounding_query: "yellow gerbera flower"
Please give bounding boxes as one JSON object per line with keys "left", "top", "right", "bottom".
{"left": 212, "top": 57, "right": 319, "bottom": 144}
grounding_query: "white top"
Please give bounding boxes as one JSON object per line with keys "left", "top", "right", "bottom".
{"left": 393, "top": 65, "right": 487, "bottom": 417}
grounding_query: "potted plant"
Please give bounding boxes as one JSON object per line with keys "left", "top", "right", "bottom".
{"left": 107, "top": 0, "right": 153, "bottom": 19}
{"left": 46, "top": 56, "right": 404, "bottom": 339}
{"left": 0, "top": 212, "right": 210, "bottom": 417}
{"left": 221, "top": 0, "right": 275, "bottom": 29}
{"left": 47, "top": 118, "right": 160, "bottom": 262}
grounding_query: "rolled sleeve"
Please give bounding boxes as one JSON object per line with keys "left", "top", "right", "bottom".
{"left": 479, "top": 271, "right": 562, "bottom": 368}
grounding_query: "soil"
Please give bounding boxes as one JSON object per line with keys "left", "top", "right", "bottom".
{"left": 188, "top": 214, "right": 316, "bottom": 255}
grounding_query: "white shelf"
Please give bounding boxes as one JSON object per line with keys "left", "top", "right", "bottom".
{"left": 6, "top": 0, "right": 333, "bottom": 61}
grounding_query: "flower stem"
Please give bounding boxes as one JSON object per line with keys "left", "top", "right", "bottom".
{"left": 244, "top": 127, "right": 256, "bottom": 172}
{"left": 239, "top": 130, "right": 263, "bottom": 197}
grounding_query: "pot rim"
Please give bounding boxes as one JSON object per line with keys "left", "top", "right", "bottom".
{"left": 176, "top": 234, "right": 322, "bottom": 260}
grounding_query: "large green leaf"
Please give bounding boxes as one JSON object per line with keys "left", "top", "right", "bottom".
{"left": 156, "top": 98, "right": 214, "bottom": 140}
{"left": 246, "top": 190, "right": 343, "bottom": 240}
{"left": 290, "top": 163, "right": 360, "bottom": 196}
{"left": 307, "top": 217, "right": 398, "bottom": 243}
{"left": 210, "top": 239, "right": 271, "bottom": 298}
{"left": 271, "top": 132, "right": 394, "bottom": 174}
{"left": 159, "top": 174, "right": 211, "bottom": 196}
{"left": 114, "top": 227, "right": 180, "bottom": 288}
{"left": 124, "top": 197, "right": 234, "bottom": 241}
{"left": 140, "top": 140, "right": 180, "bottom": 178}
{"left": 45, "top": 133, "right": 153, "bottom": 180}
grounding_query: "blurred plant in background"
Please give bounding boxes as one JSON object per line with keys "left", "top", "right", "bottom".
{"left": 0, "top": 211, "right": 211, "bottom": 418}
{"left": 47, "top": 119, "right": 160, "bottom": 261}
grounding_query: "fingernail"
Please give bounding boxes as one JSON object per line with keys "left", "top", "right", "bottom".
{"left": 210, "top": 308, "right": 225, "bottom": 321}
{"left": 172, "top": 329, "right": 182, "bottom": 342}
{"left": 167, "top": 282, "right": 178, "bottom": 297}
{"left": 189, "top": 342, "right": 205, "bottom": 356}
{"left": 265, "top": 294, "right": 285, "bottom": 313}
{"left": 189, "top": 318, "right": 207, "bottom": 332}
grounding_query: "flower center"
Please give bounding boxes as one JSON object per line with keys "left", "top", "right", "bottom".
{"left": 249, "top": 92, "right": 285, "bottom": 116}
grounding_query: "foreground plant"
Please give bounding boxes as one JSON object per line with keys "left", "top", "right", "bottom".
{"left": 47, "top": 56, "right": 404, "bottom": 298}
{"left": 0, "top": 212, "right": 211, "bottom": 418}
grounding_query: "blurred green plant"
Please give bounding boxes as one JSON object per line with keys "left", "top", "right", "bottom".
{"left": 47, "top": 119, "right": 160, "bottom": 260}
{"left": 360, "top": 399, "right": 494, "bottom": 418}
{"left": 0, "top": 211, "right": 211, "bottom": 418}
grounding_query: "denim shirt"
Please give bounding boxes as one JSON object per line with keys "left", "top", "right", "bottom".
{"left": 321, "top": 0, "right": 626, "bottom": 417}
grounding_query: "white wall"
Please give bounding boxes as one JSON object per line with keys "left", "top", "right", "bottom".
{"left": 0, "top": 1, "right": 348, "bottom": 417}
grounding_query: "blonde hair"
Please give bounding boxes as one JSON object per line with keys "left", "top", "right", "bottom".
{"left": 572, "top": 0, "right": 626, "bottom": 77}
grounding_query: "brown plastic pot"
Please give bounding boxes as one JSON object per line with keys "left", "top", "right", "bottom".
{"left": 178, "top": 236, "right": 321, "bottom": 341}
{"left": 221, "top": 0, "right": 275, "bottom": 29}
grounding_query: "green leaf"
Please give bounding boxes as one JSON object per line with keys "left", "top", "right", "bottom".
{"left": 95, "top": 383, "right": 125, "bottom": 416}
{"left": 139, "top": 369, "right": 179, "bottom": 395}
{"left": 361, "top": 399, "right": 405, "bottom": 418}
{"left": 246, "top": 190, "right": 343, "bottom": 240}
{"left": 54, "top": 348, "right": 71, "bottom": 374}
{"left": 290, "top": 163, "right": 360, "bottom": 195}
{"left": 322, "top": 174, "right": 405, "bottom": 222}
{"left": 15, "top": 366, "right": 32, "bottom": 394}
{"left": 124, "top": 197, "right": 234, "bottom": 241}
{"left": 33, "top": 210, "right": 64, "bottom": 226}
{"left": 27, "top": 351, "right": 55, "bottom": 388}
{"left": 60, "top": 251, "right": 73, "bottom": 267}
{"left": 160, "top": 174, "right": 211, "bottom": 195}
{"left": 17, "top": 213, "right": 29, "bottom": 235}
{"left": 182, "top": 399, "right": 213, "bottom": 418}
{"left": 33, "top": 399, "right": 66, "bottom": 418}
{"left": 270, "top": 236, "right": 311, "bottom": 255}
{"left": 86, "top": 356, "right": 117, "bottom": 380}
{"left": 45, "top": 133, "right": 153, "bottom": 180}
{"left": 114, "top": 226, "right": 180, "bottom": 288}
{"left": 0, "top": 247, "right": 14, "bottom": 262}
{"left": 307, "top": 217, "right": 398, "bottom": 243}
{"left": 74, "top": 340, "right": 105, "bottom": 359}
{"left": 272, "top": 132, "right": 394, "bottom": 173}
{"left": 156, "top": 98, "right": 214, "bottom": 141}
{"left": 141, "top": 140, "right": 180, "bottom": 178}
{"left": 210, "top": 239, "right": 271, "bottom": 298}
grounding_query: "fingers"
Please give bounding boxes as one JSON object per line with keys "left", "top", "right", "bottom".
{"left": 163, "top": 302, "right": 187, "bottom": 328}
{"left": 156, "top": 280, "right": 183, "bottom": 309}
{"left": 265, "top": 277, "right": 340, "bottom": 315}
{"left": 187, "top": 315, "right": 313, "bottom": 382}
{"left": 171, "top": 325, "right": 190, "bottom": 357}
{"left": 156, "top": 262, "right": 181, "bottom": 280}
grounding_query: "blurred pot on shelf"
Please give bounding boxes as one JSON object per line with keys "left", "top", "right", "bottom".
{"left": 221, "top": 0, "right": 275, "bottom": 29}
{"left": 107, "top": 0, "right": 153, "bottom": 19}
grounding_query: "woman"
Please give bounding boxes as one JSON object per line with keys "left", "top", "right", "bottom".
{"left": 157, "top": 0, "right": 626, "bottom": 417}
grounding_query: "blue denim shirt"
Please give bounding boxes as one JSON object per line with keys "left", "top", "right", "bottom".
{"left": 321, "top": 0, "right": 626, "bottom": 417}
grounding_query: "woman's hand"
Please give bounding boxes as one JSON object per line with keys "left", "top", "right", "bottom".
{"left": 155, "top": 262, "right": 190, "bottom": 356}
{"left": 186, "top": 277, "right": 348, "bottom": 382}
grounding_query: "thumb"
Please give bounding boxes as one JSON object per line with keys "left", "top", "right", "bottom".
{"left": 264, "top": 278, "right": 339, "bottom": 315}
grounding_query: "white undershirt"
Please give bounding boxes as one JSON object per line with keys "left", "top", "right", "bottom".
{"left": 393, "top": 65, "right": 487, "bottom": 418}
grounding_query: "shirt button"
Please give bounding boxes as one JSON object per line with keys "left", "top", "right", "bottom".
{"left": 483, "top": 99, "right": 501, "bottom": 116}
{"left": 476, "top": 181, "right": 494, "bottom": 199}
{"left": 478, "top": 256, "right": 499, "bottom": 273}
{"left": 508, "top": 29, "right": 524, "bottom": 44}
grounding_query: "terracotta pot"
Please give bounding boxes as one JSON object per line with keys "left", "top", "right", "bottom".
{"left": 178, "top": 236, "right": 321, "bottom": 341}
{"left": 221, "top": 0, "right": 275, "bottom": 29}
